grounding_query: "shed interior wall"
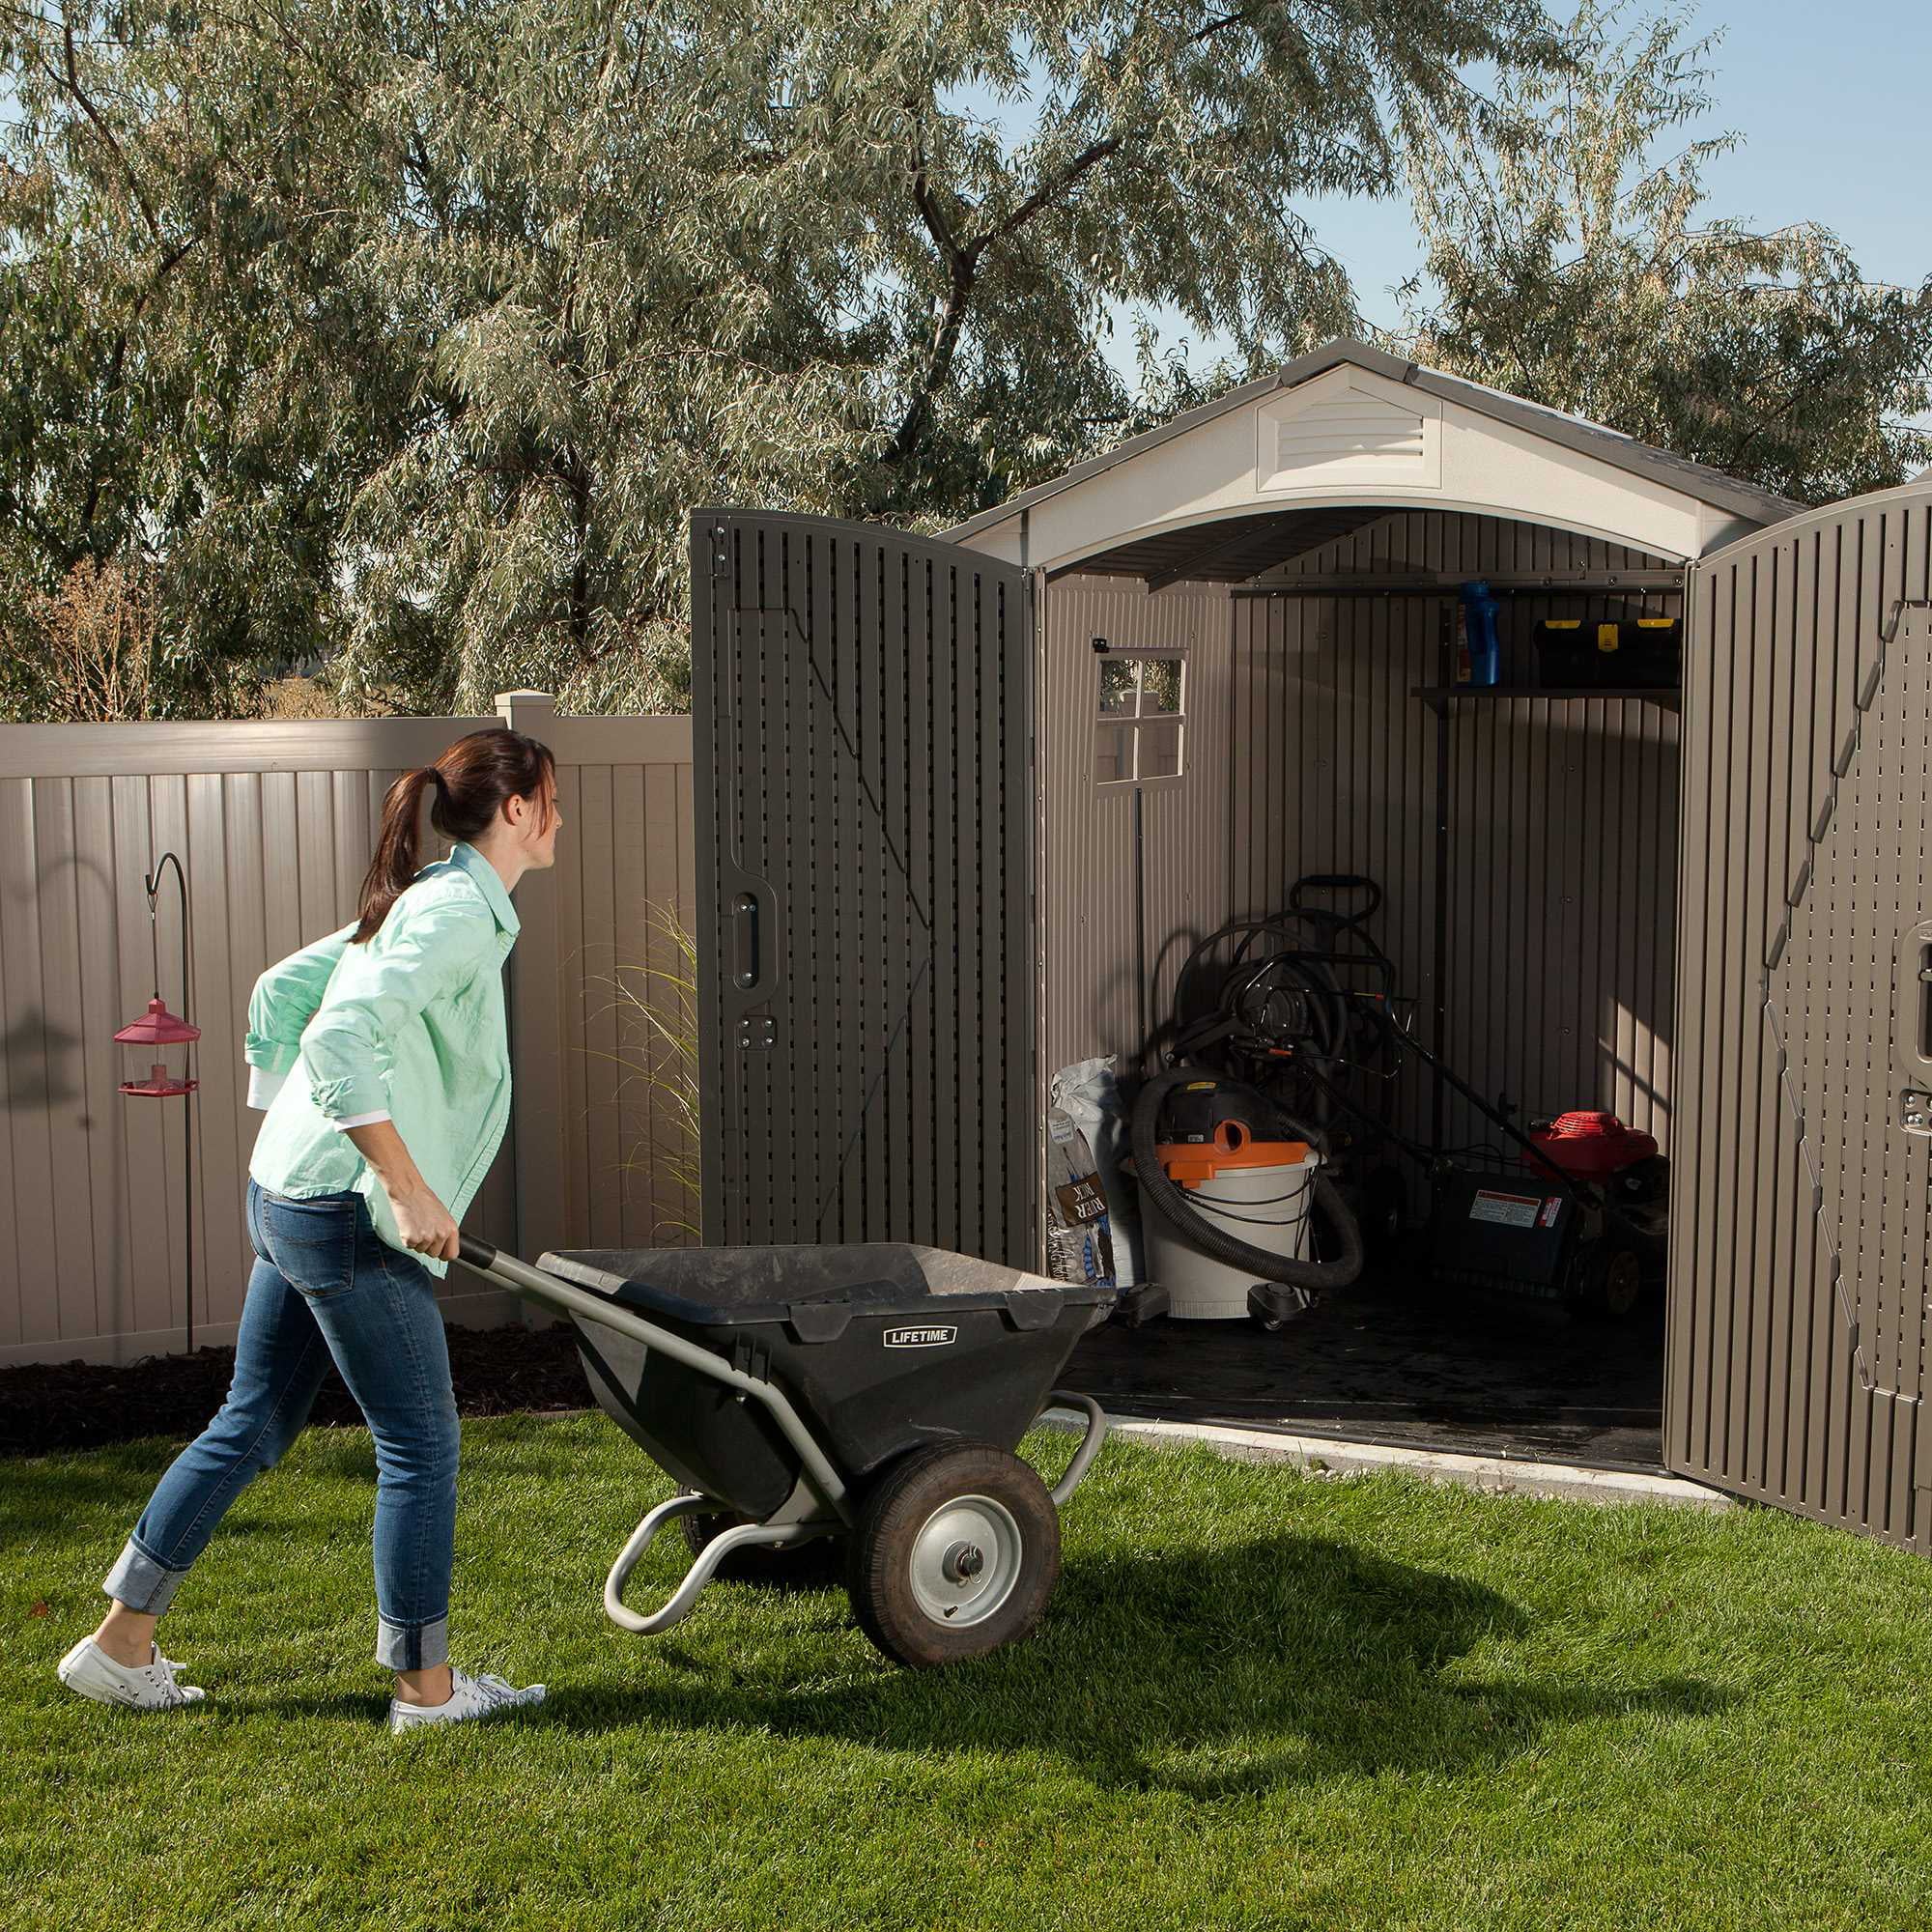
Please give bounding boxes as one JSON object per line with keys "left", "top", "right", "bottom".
{"left": 1042, "top": 508, "right": 1686, "bottom": 1196}
{"left": 1041, "top": 574, "right": 1233, "bottom": 1082}
{"left": 1239, "top": 510, "right": 1684, "bottom": 1157}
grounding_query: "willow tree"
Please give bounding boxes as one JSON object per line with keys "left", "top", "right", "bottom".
{"left": 1399, "top": 3, "right": 1932, "bottom": 506}
{"left": 5, "top": 0, "right": 1562, "bottom": 716}
{"left": 0, "top": 0, "right": 428, "bottom": 715}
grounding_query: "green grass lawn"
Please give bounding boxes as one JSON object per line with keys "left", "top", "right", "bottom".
{"left": 7, "top": 1412, "right": 1932, "bottom": 1932}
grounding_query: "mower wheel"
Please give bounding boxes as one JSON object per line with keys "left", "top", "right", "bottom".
{"left": 847, "top": 1442, "right": 1061, "bottom": 1668}
{"left": 680, "top": 1511, "right": 845, "bottom": 1589}
{"left": 1569, "top": 1243, "right": 1644, "bottom": 1321}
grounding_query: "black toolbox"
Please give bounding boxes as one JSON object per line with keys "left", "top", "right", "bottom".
{"left": 1534, "top": 615, "right": 1680, "bottom": 690}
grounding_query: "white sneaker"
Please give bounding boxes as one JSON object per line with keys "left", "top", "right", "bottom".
{"left": 386, "top": 1666, "right": 546, "bottom": 1735}
{"left": 57, "top": 1634, "right": 207, "bottom": 1712}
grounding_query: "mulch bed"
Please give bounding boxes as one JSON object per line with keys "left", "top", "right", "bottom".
{"left": 0, "top": 1321, "right": 594, "bottom": 1457}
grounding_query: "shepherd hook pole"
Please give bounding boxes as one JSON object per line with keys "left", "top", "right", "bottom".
{"left": 147, "top": 854, "right": 192, "bottom": 1354}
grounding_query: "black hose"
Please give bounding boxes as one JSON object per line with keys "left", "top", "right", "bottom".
{"left": 1129, "top": 1066, "right": 1364, "bottom": 1292}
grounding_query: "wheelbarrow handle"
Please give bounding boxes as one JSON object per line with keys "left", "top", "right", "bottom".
{"left": 459, "top": 1233, "right": 498, "bottom": 1271}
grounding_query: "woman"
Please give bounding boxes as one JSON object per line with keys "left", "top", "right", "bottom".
{"left": 57, "top": 727, "right": 563, "bottom": 1733}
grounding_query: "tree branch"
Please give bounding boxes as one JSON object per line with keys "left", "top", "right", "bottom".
{"left": 59, "top": 14, "right": 161, "bottom": 244}
{"left": 79, "top": 235, "right": 198, "bottom": 541}
{"left": 882, "top": 0, "right": 1289, "bottom": 477}
{"left": 962, "top": 133, "right": 1122, "bottom": 261}
{"left": 884, "top": 112, "right": 980, "bottom": 467}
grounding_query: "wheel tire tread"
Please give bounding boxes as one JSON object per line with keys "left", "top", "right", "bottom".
{"left": 846, "top": 1441, "right": 1061, "bottom": 1669}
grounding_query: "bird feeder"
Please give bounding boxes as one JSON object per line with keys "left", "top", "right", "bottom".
{"left": 113, "top": 853, "right": 199, "bottom": 1350}
{"left": 115, "top": 996, "right": 200, "bottom": 1097}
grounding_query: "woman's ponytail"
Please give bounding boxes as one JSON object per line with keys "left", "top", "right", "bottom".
{"left": 352, "top": 729, "right": 555, "bottom": 944}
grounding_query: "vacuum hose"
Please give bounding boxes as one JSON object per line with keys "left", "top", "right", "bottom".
{"left": 1130, "top": 1066, "right": 1365, "bottom": 1293}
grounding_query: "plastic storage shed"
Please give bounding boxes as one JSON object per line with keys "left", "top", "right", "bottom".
{"left": 690, "top": 337, "right": 1932, "bottom": 1553}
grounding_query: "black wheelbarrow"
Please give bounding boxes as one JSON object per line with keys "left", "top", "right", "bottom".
{"left": 455, "top": 1235, "right": 1111, "bottom": 1667}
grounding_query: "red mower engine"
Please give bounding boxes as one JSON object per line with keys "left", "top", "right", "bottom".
{"left": 1523, "top": 1111, "right": 1656, "bottom": 1180}
{"left": 1427, "top": 1109, "right": 1669, "bottom": 1321}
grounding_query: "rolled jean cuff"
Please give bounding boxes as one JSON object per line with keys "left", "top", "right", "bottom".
{"left": 377, "top": 1612, "right": 449, "bottom": 1671}
{"left": 102, "top": 1536, "right": 188, "bottom": 1615}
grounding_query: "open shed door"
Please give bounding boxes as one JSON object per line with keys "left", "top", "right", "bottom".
{"left": 690, "top": 510, "right": 1037, "bottom": 1267}
{"left": 1669, "top": 482, "right": 1932, "bottom": 1547}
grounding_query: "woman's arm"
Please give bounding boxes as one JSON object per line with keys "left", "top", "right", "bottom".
{"left": 341, "top": 1120, "right": 461, "bottom": 1260}
{"left": 242, "top": 919, "right": 359, "bottom": 1109}
{"left": 298, "top": 895, "right": 498, "bottom": 1247}
{"left": 298, "top": 896, "right": 496, "bottom": 1122}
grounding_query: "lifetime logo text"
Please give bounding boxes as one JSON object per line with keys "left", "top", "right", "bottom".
{"left": 883, "top": 1325, "right": 958, "bottom": 1349}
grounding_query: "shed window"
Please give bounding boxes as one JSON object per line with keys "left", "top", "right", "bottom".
{"left": 1094, "top": 650, "right": 1185, "bottom": 784}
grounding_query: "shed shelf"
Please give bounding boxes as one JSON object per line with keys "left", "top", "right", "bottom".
{"left": 1411, "top": 683, "right": 1680, "bottom": 715}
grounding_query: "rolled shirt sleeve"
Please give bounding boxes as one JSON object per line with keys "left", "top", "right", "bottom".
{"left": 243, "top": 921, "right": 358, "bottom": 1094}
{"left": 298, "top": 897, "right": 498, "bottom": 1125}
{"left": 246, "top": 1064, "right": 289, "bottom": 1111}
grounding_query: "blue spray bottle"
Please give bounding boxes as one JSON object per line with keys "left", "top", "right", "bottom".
{"left": 1459, "top": 579, "right": 1502, "bottom": 687}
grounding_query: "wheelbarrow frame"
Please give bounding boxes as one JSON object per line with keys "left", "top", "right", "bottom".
{"left": 455, "top": 1234, "right": 1109, "bottom": 1638}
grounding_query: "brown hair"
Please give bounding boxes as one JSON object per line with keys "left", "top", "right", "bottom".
{"left": 351, "top": 727, "right": 556, "bottom": 944}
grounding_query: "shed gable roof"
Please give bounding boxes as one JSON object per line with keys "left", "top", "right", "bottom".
{"left": 940, "top": 339, "right": 1804, "bottom": 554}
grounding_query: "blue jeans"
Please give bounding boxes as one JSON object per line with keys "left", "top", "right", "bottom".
{"left": 101, "top": 1178, "right": 460, "bottom": 1670}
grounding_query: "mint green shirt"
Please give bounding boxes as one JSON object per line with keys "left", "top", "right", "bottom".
{"left": 242, "top": 840, "right": 520, "bottom": 1280}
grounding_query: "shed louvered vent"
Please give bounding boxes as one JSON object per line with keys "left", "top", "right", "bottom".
{"left": 1274, "top": 394, "right": 1427, "bottom": 473}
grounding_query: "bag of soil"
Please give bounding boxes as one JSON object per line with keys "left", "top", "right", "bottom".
{"left": 1045, "top": 1056, "right": 1143, "bottom": 1291}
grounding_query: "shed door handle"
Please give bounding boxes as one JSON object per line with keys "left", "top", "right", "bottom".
{"left": 732, "top": 892, "right": 761, "bottom": 990}
{"left": 1897, "top": 936, "right": 1932, "bottom": 1067}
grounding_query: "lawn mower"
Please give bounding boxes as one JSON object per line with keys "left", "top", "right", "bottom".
{"left": 454, "top": 1235, "right": 1111, "bottom": 1668}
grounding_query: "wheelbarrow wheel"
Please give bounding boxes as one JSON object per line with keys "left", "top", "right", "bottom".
{"left": 847, "top": 1442, "right": 1061, "bottom": 1668}
{"left": 679, "top": 1511, "right": 845, "bottom": 1589}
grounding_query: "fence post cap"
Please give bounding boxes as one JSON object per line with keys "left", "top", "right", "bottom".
{"left": 495, "top": 691, "right": 557, "bottom": 728}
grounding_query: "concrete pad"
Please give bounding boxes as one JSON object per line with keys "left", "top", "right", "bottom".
{"left": 1039, "top": 1406, "right": 1735, "bottom": 1512}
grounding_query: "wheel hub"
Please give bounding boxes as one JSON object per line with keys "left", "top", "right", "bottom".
{"left": 942, "top": 1541, "right": 984, "bottom": 1583}
{"left": 1603, "top": 1248, "right": 1641, "bottom": 1316}
{"left": 909, "top": 1495, "right": 1023, "bottom": 1627}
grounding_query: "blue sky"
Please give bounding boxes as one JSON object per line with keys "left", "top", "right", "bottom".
{"left": 1302, "top": 1, "right": 1931, "bottom": 337}
{"left": 1077, "top": 2, "right": 1930, "bottom": 397}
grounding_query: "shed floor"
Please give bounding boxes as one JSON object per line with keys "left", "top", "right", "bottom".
{"left": 1065, "top": 1264, "right": 1666, "bottom": 1473}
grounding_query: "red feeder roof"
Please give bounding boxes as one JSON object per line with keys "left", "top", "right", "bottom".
{"left": 113, "top": 997, "right": 201, "bottom": 1045}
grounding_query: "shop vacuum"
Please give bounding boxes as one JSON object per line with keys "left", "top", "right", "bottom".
{"left": 1128, "top": 1069, "right": 1357, "bottom": 1329}
{"left": 1119, "top": 873, "right": 1667, "bottom": 1325}
{"left": 1118, "top": 874, "right": 1388, "bottom": 1329}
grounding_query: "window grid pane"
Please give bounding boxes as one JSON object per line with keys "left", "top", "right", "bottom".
{"left": 1140, "top": 658, "right": 1181, "bottom": 715}
{"left": 1139, "top": 719, "right": 1182, "bottom": 780}
{"left": 1095, "top": 651, "right": 1187, "bottom": 783}
{"left": 1099, "top": 659, "right": 1140, "bottom": 714}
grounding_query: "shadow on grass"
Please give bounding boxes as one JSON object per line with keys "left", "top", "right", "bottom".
{"left": 524, "top": 1535, "right": 1729, "bottom": 1794}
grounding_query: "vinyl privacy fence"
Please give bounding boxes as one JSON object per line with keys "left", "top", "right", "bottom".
{"left": 0, "top": 693, "right": 696, "bottom": 1366}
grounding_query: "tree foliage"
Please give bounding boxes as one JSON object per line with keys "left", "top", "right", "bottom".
{"left": 1398, "top": 2, "right": 1932, "bottom": 507}
{"left": 3, "top": 0, "right": 1558, "bottom": 715}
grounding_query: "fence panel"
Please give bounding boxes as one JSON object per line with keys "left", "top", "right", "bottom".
{"left": 0, "top": 698, "right": 696, "bottom": 1365}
